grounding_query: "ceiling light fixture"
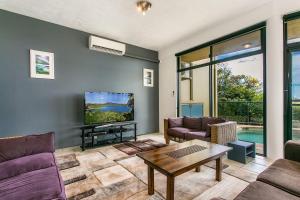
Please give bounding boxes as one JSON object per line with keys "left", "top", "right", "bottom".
{"left": 243, "top": 43, "right": 252, "bottom": 49}
{"left": 136, "top": 0, "right": 152, "bottom": 16}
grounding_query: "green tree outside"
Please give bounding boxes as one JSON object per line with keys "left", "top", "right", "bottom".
{"left": 217, "top": 64, "right": 263, "bottom": 125}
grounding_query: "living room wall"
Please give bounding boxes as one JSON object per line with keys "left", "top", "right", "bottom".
{"left": 0, "top": 9, "right": 159, "bottom": 148}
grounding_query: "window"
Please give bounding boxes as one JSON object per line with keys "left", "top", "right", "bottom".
{"left": 180, "top": 47, "right": 210, "bottom": 69}
{"left": 212, "top": 30, "right": 261, "bottom": 61}
{"left": 176, "top": 23, "right": 266, "bottom": 155}
{"left": 179, "top": 67, "right": 210, "bottom": 117}
{"left": 284, "top": 12, "right": 300, "bottom": 142}
{"left": 287, "top": 18, "right": 300, "bottom": 44}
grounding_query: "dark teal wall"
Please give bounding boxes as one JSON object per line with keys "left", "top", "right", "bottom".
{"left": 0, "top": 10, "right": 159, "bottom": 148}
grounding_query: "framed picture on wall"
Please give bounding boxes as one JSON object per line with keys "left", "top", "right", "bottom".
{"left": 143, "top": 68, "right": 154, "bottom": 87}
{"left": 30, "top": 49, "right": 55, "bottom": 79}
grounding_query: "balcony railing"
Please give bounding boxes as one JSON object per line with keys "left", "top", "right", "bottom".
{"left": 218, "top": 101, "right": 263, "bottom": 125}
{"left": 292, "top": 102, "right": 300, "bottom": 129}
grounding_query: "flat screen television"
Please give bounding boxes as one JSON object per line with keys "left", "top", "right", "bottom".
{"left": 84, "top": 91, "right": 134, "bottom": 125}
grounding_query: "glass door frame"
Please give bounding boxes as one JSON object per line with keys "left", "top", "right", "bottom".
{"left": 176, "top": 23, "right": 267, "bottom": 156}
{"left": 285, "top": 47, "right": 300, "bottom": 141}
{"left": 283, "top": 11, "right": 300, "bottom": 142}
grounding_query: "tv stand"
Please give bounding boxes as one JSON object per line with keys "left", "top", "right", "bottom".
{"left": 80, "top": 121, "right": 137, "bottom": 151}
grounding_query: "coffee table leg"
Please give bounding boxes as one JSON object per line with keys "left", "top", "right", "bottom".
{"left": 148, "top": 166, "right": 154, "bottom": 195}
{"left": 195, "top": 166, "right": 201, "bottom": 172}
{"left": 216, "top": 157, "right": 222, "bottom": 181}
{"left": 167, "top": 176, "right": 174, "bottom": 200}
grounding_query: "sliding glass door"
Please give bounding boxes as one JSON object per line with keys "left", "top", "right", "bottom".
{"left": 290, "top": 51, "right": 300, "bottom": 140}
{"left": 215, "top": 54, "right": 264, "bottom": 154}
{"left": 177, "top": 23, "right": 266, "bottom": 155}
{"left": 211, "top": 30, "right": 265, "bottom": 154}
{"left": 286, "top": 50, "right": 300, "bottom": 141}
{"left": 284, "top": 14, "right": 300, "bottom": 141}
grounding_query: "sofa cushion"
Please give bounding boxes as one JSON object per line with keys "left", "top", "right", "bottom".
{"left": 183, "top": 116, "right": 202, "bottom": 129}
{"left": 257, "top": 158, "right": 300, "bottom": 197}
{"left": 202, "top": 117, "right": 226, "bottom": 131}
{"left": 185, "top": 131, "right": 210, "bottom": 141}
{"left": 0, "top": 132, "right": 55, "bottom": 163}
{"left": 285, "top": 140, "right": 300, "bottom": 162}
{"left": 0, "top": 165, "right": 66, "bottom": 200}
{"left": 0, "top": 153, "right": 55, "bottom": 180}
{"left": 234, "top": 181, "right": 299, "bottom": 200}
{"left": 168, "top": 127, "right": 193, "bottom": 139}
{"left": 168, "top": 117, "right": 183, "bottom": 128}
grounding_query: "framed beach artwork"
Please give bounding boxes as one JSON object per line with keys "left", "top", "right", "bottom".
{"left": 30, "top": 50, "right": 54, "bottom": 79}
{"left": 143, "top": 68, "right": 154, "bottom": 87}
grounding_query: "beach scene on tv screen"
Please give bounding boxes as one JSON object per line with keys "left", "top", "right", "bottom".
{"left": 85, "top": 92, "right": 134, "bottom": 124}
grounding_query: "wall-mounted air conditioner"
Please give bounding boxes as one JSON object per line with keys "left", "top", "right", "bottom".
{"left": 89, "top": 36, "right": 126, "bottom": 56}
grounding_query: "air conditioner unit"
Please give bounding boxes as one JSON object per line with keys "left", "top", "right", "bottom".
{"left": 89, "top": 36, "right": 126, "bottom": 56}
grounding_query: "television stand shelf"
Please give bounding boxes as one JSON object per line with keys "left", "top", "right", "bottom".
{"left": 80, "top": 121, "right": 137, "bottom": 151}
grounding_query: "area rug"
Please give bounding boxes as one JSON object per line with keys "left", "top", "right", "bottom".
{"left": 56, "top": 154, "right": 80, "bottom": 170}
{"left": 68, "top": 188, "right": 96, "bottom": 200}
{"left": 117, "top": 156, "right": 231, "bottom": 200}
{"left": 204, "top": 161, "right": 229, "bottom": 170}
{"left": 64, "top": 175, "right": 87, "bottom": 185}
{"left": 55, "top": 142, "right": 249, "bottom": 200}
{"left": 113, "top": 139, "right": 167, "bottom": 155}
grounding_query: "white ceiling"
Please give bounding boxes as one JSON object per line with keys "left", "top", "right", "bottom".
{"left": 0, "top": 0, "right": 272, "bottom": 51}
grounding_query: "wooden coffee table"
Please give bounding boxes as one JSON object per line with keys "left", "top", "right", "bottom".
{"left": 137, "top": 140, "right": 232, "bottom": 200}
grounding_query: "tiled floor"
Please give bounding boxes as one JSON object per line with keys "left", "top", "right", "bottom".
{"left": 55, "top": 133, "right": 273, "bottom": 200}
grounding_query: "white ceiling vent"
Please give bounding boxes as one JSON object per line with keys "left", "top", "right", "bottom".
{"left": 89, "top": 36, "right": 126, "bottom": 56}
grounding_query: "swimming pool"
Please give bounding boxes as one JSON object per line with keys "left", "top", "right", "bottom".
{"left": 237, "top": 128, "right": 263, "bottom": 144}
{"left": 238, "top": 128, "right": 300, "bottom": 144}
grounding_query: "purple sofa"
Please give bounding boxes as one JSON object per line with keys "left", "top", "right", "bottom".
{"left": 0, "top": 132, "right": 66, "bottom": 200}
{"left": 164, "top": 116, "right": 237, "bottom": 145}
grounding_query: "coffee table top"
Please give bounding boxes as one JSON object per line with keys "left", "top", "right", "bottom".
{"left": 137, "top": 140, "right": 232, "bottom": 176}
